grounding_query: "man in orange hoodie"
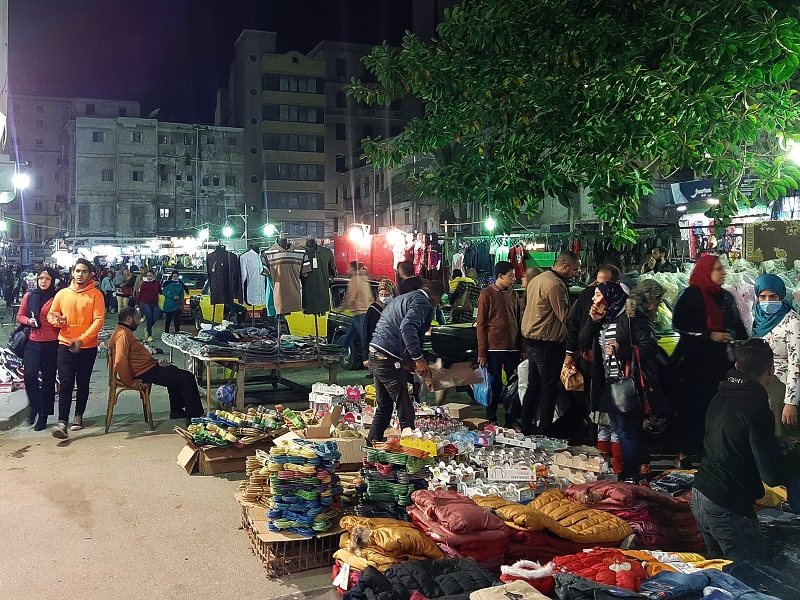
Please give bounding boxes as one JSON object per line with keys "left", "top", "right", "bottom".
{"left": 109, "top": 307, "right": 204, "bottom": 424}
{"left": 47, "top": 259, "right": 105, "bottom": 438}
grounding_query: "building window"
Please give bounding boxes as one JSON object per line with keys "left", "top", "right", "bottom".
{"left": 176, "top": 173, "right": 183, "bottom": 182}
{"left": 202, "top": 176, "right": 209, "bottom": 186}
{"left": 102, "top": 169, "right": 114, "bottom": 182}
{"left": 35, "top": 138, "right": 44, "bottom": 147}
{"left": 263, "top": 133, "right": 323, "bottom": 152}
{"left": 224, "top": 173, "right": 236, "bottom": 187}
{"left": 160, "top": 171, "right": 168, "bottom": 183}
{"left": 118, "top": 107, "right": 127, "bottom": 117}
{"left": 362, "top": 124, "right": 375, "bottom": 139}
{"left": 92, "top": 131, "right": 106, "bottom": 142}
{"left": 34, "top": 227, "right": 42, "bottom": 241}
{"left": 158, "top": 134, "right": 170, "bottom": 144}
{"left": 227, "top": 136, "right": 237, "bottom": 146}
{"left": 212, "top": 175, "right": 220, "bottom": 186}
{"left": 35, "top": 105, "right": 44, "bottom": 113}
{"left": 336, "top": 92, "right": 347, "bottom": 108}
{"left": 131, "top": 131, "right": 143, "bottom": 143}
{"left": 85, "top": 103, "right": 95, "bottom": 116}
{"left": 336, "top": 123, "right": 347, "bottom": 140}
{"left": 131, "top": 170, "right": 144, "bottom": 182}
{"left": 271, "top": 191, "right": 324, "bottom": 210}
{"left": 159, "top": 208, "right": 170, "bottom": 219}
{"left": 403, "top": 208, "right": 411, "bottom": 225}
{"left": 36, "top": 120, "right": 44, "bottom": 128}
{"left": 263, "top": 74, "right": 323, "bottom": 94}
{"left": 34, "top": 200, "right": 43, "bottom": 212}
{"left": 101, "top": 205, "right": 114, "bottom": 227}
{"left": 183, "top": 134, "right": 193, "bottom": 145}
{"left": 203, "top": 134, "right": 215, "bottom": 145}
{"left": 131, "top": 205, "right": 145, "bottom": 228}
{"left": 186, "top": 174, "right": 193, "bottom": 182}
{"left": 54, "top": 172, "right": 60, "bottom": 182}
{"left": 264, "top": 163, "right": 325, "bottom": 181}
{"left": 34, "top": 175, "right": 44, "bottom": 190}
{"left": 184, "top": 208, "right": 192, "bottom": 221}
{"left": 78, "top": 204, "right": 90, "bottom": 227}
{"left": 336, "top": 58, "right": 347, "bottom": 77}
{"left": 262, "top": 103, "right": 323, "bottom": 124}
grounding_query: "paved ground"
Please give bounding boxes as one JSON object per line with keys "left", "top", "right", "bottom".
{"left": 0, "top": 309, "right": 402, "bottom": 600}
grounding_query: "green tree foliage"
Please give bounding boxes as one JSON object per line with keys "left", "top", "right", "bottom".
{"left": 348, "top": 0, "right": 800, "bottom": 246}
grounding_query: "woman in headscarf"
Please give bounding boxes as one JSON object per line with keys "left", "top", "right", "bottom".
{"left": 362, "top": 279, "right": 397, "bottom": 365}
{"left": 16, "top": 267, "right": 61, "bottom": 430}
{"left": 751, "top": 273, "right": 800, "bottom": 435}
{"left": 672, "top": 254, "right": 747, "bottom": 468}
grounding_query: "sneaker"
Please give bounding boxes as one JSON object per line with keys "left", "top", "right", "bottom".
{"left": 147, "top": 336, "right": 154, "bottom": 342}
{"left": 70, "top": 415, "right": 84, "bottom": 431}
{"left": 34, "top": 415, "right": 48, "bottom": 432}
{"left": 52, "top": 420, "right": 68, "bottom": 439}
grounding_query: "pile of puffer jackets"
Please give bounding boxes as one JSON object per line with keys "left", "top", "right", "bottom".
{"left": 565, "top": 481, "right": 705, "bottom": 552}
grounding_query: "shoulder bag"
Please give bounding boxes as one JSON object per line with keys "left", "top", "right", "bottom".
{"left": 605, "top": 317, "right": 647, "bottom": 414}
{"left": 8, "top": 322, "right": 30, "bottom": 357}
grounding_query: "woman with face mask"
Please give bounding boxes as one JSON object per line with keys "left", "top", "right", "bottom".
{"left": 361, "top": 279, "right": 396, "bottom": 367}
{"left": 751, "top": 274, "right": 799, "bottom": 435}
{"left": 161, "top": 270, "right": 186, "bottom": 334}
{"left": 137, "top": 270, "right": 161, "bottom": 342}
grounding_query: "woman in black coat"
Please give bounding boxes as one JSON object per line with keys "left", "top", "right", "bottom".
{"left": 579, "top": 281, "right": 664, "bottom": 479}
{"left": 672, "top": 255, "right": 747, "bottom": 468}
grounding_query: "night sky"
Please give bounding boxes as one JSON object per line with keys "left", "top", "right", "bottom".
{"left": 9, "top": 0, "right": 412, "bottom": 123}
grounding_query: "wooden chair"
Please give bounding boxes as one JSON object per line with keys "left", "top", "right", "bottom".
{"left": 105, "top": 351, "right": 155, "bottom": 433}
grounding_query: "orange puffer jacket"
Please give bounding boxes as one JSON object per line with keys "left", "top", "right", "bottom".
{"left": 474, "top": 489, "right": 632, "bottom": 544}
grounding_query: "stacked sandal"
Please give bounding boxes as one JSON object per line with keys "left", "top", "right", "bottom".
{"left": 357, "top": 440, "right": 434, "bottom": 512}
{"left": 262, "top": 439, "right": 343, "bottom": 537}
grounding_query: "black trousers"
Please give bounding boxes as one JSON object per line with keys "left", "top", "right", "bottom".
{"left": 521, "top": 339, "right": 565, "bottom": 435}
{"left": 57, "top": 345, "right": 98, "bottom": 422}
{"left": 138, "top": 364, "right": 204, "bottom": 417}
{"left": 163, "top": 310, "right": 181, "bottom": 333}
{"left": 23, "top": 339, "right": 58, "bottom": 417}
{"left": 486, "top": 350, "right": 520, "bottom": 423}
{"left": 367, "top": 353, "right": 414, "bottom": 442}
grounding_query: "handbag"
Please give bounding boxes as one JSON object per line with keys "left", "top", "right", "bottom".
{"left": 8, "top": 323, "right": 30, "bottom": 358}
{"left": 560, "top": 364, "right": 584, "bottom": 391}
{"left": 605, "top": 317, "right": 647, "bottom": 414}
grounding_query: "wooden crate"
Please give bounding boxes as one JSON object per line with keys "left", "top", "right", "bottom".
{"left": 241, "top": 505, "right": 341, "bottom": 578}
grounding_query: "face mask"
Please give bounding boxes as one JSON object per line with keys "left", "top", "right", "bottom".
{"left": 379, "top": 295, "right": 392, "bottom": 304}
{"left": 145, "top": 276, "right": 154, "bottom": 282}
{"left": 760, "top": 300, "right": 784, "bottom": 315}
{"left": 171, "top": 277, "right": 179, "bottom": 282}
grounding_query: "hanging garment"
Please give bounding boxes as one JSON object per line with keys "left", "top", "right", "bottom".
{"left": 452, "top": 252, "right": 464, "bottom": 272}
{"left": 207, "top": 246, "right": 241, "bottom": 306}
{"left": 509, "top": 245, "right": 527, "bottom": 282}
{"left": 301, "top": 244, "right": 336, "bottom": 315}
{"left": 495, "top": 244, "right": 510, "bottom": 263}
{"left": 414, "top": 242, "right": 427, "bottom": 276}
{"left": 239, "top": 249, "right": 267, "bottom": 307}
{"left": 263, "top": 243, "right": 310, "bottom": 315}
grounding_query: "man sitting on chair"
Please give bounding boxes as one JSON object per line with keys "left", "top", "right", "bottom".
{"left": 109, "top": 307, "right": 204, "bottom": 424}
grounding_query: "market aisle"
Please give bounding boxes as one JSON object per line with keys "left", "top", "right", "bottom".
{"left": 0, "top": 422, "right": 333, "bottom": 599}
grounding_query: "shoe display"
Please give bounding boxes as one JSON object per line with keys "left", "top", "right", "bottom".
{"left": 70, "top": 415, "right": 84, "bottom": 431}
{"left": 52, "top": 421, "right": 68, "bottom": 439}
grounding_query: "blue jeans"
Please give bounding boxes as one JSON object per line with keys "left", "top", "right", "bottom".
{"left": 691, "top": 488, "right": 768, "bottom": 560}
{"left": 609, "top": 411, "right": 641, "bottom": 478}
{"left": 139, "top": 302, "right": 157, "bottom": 336}
{"left": 341, "top": 313, "right": 366, "bottom": 356}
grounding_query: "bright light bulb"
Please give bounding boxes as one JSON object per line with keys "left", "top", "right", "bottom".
{"left": 222, "top": 225, "right": 234, "bottom": 238}
{"left": 707, "top": 198, "right": 720, "bottom": 206}
{"left": 198, "top": 228, "right": 210, "bottom": 241}
{"left": 262, "top": 223, "right": 277, "bottom": 236}
{"left": 788, "top": 141, "right": 800, "bottom": 165}
{"left": 484, "top": 216, "right": 497, "bottom": 232}
{"left": 677, "top": 204, "right": 688, "bottom": 212}
{"left": 12, "top": 172, "right": 30, "bottom": 189}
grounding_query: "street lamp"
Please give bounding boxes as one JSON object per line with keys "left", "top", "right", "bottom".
{"left": 198, "top": 228, "right": 210, "bottom": 241}
{"left": 11, "top": 172, "right": 30, "bottom": 190}
{"left": 222, "top": 225, "right": 234, "bottom": 238}
{"left": 262, "top": 223, "right": 277, "bottom": 237}
{"left": 484, "top": 216, "right": 497, "bottom": 232}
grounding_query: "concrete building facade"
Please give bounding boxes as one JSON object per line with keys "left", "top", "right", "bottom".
{"left": 61, "top": 117, "right": 244, "bottom": 239}
{"left": 7, "top": 95, "right": 140, "bottom": 262}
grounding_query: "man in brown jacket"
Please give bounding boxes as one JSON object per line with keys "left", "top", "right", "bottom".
{"left": 109, "top": 307, "right": 204, "bottom": 423}
{"left": 477, "top": 261, "right": 521, "bottom": 426}
{"left": 520, "top": 251, "right": 580, "bottom": 435}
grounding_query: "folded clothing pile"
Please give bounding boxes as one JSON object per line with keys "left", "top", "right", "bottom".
{"left": 565, "top": 481, "right": 704, "bottom": 551}
{"left": 474, "top": 489, "right": 633, "bottom": 545}
{"left": 344, "top": 558, "right": 498, "bottom": 600}
{"left": 333, "top": 516, "right": 444, "bottom": 572}
{"left": 619, "top": 550, "right": 730, "bottom": 577}
{"left": 262, "top": 439, "right": 342, "bottom": 536}
{"left": 407, "top": 490, "right": 512, "bottom": 568}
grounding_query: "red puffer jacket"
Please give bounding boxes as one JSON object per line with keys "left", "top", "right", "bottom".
{"left": 551, "top": 548, "right": 647, "bottom": 591}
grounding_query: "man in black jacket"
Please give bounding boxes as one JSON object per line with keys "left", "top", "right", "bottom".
{"left": 692, "top": 338, "right": 800, "bottom": 560}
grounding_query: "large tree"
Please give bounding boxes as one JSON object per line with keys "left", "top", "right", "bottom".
{"left": 349, "top": 0, "right": 800, "bottom": 246}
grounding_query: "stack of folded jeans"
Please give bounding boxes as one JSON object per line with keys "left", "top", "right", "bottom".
{"left": 263, "top": 439, "right": 342, "bottom": 537}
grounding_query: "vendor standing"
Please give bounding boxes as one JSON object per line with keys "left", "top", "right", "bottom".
{"left": 367, "top": 281, "right": 444, "bottom": 443}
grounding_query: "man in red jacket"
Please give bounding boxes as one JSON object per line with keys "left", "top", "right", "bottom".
{"left": 477, "top": 261, "right": 521, "bottom": 426}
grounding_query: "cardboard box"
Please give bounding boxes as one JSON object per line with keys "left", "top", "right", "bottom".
{"left": 461, "top": 417, "right": 491, "bottom": 430}
{"left": 443, "top": 403, "right": 473, "bottom": 419}
{"left": 292, "top": 405, "right": 342, "bottom": 438}
{"left": 487, "top": 463, "right": 538, "bottom": 482}
{"left": 274, "top": 430, "right": 366, "bottom": 467}
{"left": 177, "top": 437, "right": 276, "bottom": 475}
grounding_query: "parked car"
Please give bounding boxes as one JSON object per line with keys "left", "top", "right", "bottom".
{"left": 158, "top": 270, "right": 207, "bottom": 322}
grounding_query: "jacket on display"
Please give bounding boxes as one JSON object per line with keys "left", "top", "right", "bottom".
{"left": 301, "top": 243, "right": 336, "bottom": 315}
{"left": 263, "top": 242, "right": 309, "bottom": 315}
{"left": 206, "top": 246, "right": 242, "bottom": 306}
{"left": 239, "top": 249, "right": 266, "bottom": 307}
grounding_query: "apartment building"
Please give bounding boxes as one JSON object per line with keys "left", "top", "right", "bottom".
{"left": 60, "top": 117, "right": 245, "bottom": 238}
{"left": 217, "top": 31, "right": 416, "bottom": 239}
{"left": 5, "top": 95, "right": 140, "bottom": 262}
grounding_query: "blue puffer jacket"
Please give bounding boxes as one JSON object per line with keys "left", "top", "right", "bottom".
{"left": 369, "top": 290, "right": 434, "bottom": 362}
